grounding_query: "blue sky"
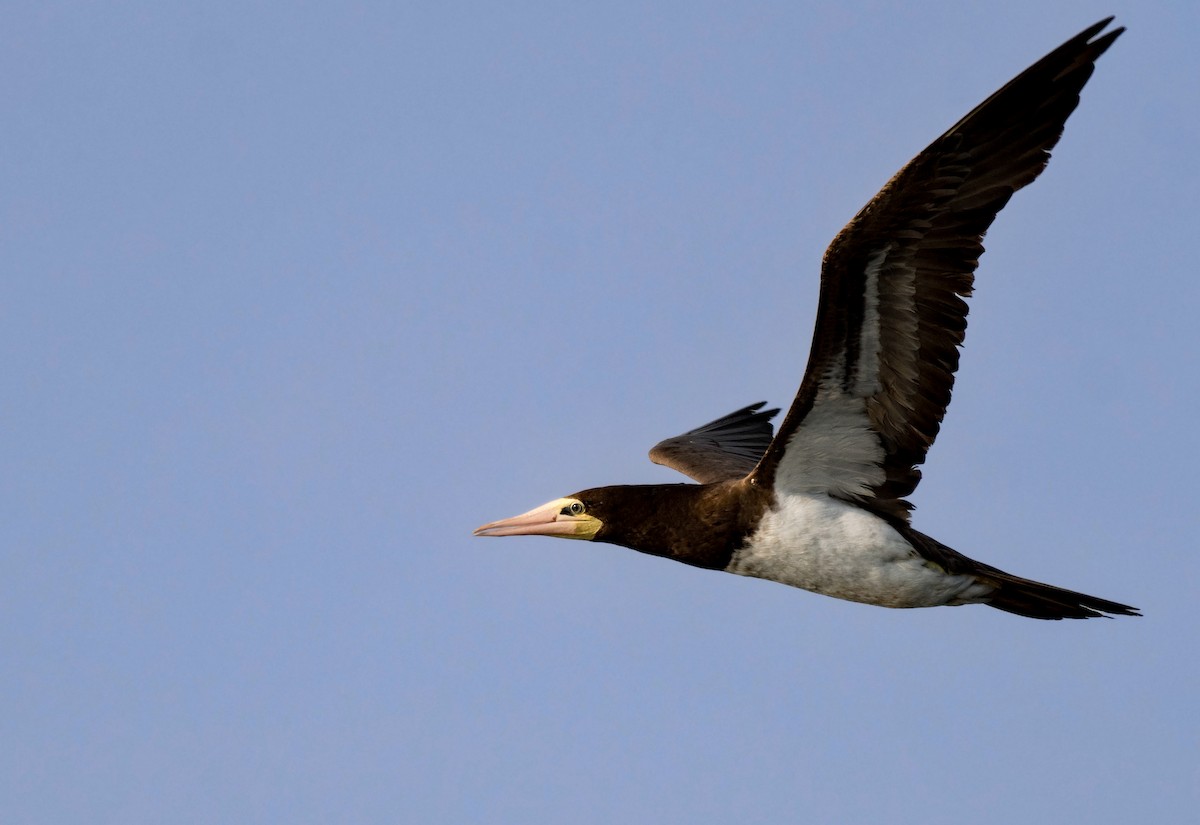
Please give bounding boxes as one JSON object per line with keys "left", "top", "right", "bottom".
{"left": 4, "top": 2, "right": 1198, "bottom": 823}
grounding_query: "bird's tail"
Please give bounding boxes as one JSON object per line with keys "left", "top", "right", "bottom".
{"left": 900, "top": 525, "right": 1139, "bottom": 620}
{"left": 981, "top": 570, "right": 1140, "bottom": 620}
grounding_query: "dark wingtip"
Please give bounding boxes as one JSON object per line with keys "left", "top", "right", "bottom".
{"left": 1075, "top": 17, "right": 1124, "bottom": 58}
{"left": 738, "top": 401, "right": 779, "bottom": 419}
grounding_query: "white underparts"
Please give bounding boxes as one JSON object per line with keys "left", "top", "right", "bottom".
{"left": 728, "top": 494, "right": 993, "bottom": 608}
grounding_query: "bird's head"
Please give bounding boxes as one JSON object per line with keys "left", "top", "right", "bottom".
{"left": 473, "top": 491, "right": 606, "bottom": 541}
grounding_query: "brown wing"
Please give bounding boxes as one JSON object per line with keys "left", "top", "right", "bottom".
{"left": 650, "top": 402, "right": 780, "bottom": 484}
{"left": 750, "top": 19, "right": 1123, "bottom": 519}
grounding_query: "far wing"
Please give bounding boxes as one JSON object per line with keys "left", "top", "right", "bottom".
{"left": 650, "top": 402, "right": 780, "bottom": 484}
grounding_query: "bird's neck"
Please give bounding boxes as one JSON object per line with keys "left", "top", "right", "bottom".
{"left": 596, "top": 482, "right": 766, "bottom": 571}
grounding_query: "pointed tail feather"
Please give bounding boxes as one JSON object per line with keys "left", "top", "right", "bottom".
{"left": 982, "top": 571, "right": 1140, "bottom": 620}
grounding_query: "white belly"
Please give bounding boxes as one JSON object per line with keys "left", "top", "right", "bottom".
{"left": 728, "top": 494, "right": 991, "bottom": 608}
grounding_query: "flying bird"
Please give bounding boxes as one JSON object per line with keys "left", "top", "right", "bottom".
{"left": 475, "top": 19, "right": 1138, "bottom": 620}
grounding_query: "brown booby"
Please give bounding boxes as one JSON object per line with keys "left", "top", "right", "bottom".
{"left": 475, "top": 19, "right": 1139, "bottom": 620}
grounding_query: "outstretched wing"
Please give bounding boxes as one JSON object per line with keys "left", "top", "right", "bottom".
{"left": 650, "top": 402, "right": 780, "bottom": 483}
{"left": 750, "top": 18, "right": 1123, "bottom": 520}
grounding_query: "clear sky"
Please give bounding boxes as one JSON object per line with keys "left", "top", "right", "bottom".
{"left": 4, "top": 2, "right": 1198, "bottom": 823}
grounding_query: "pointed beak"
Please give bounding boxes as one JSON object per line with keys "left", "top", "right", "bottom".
{"left": 473, "top": 498, "right": 599, "bottom": 540}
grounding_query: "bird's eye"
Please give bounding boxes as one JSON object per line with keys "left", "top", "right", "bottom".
{"left": 563, "top": 501, "right": 585, "bottom": 516}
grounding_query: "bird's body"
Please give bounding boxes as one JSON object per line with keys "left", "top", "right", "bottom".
{"left": 475, "top": 19, "right": 1139, "bottom": 620}
{"left": 730, "top": 492, "right": 990, "bottom": 609}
